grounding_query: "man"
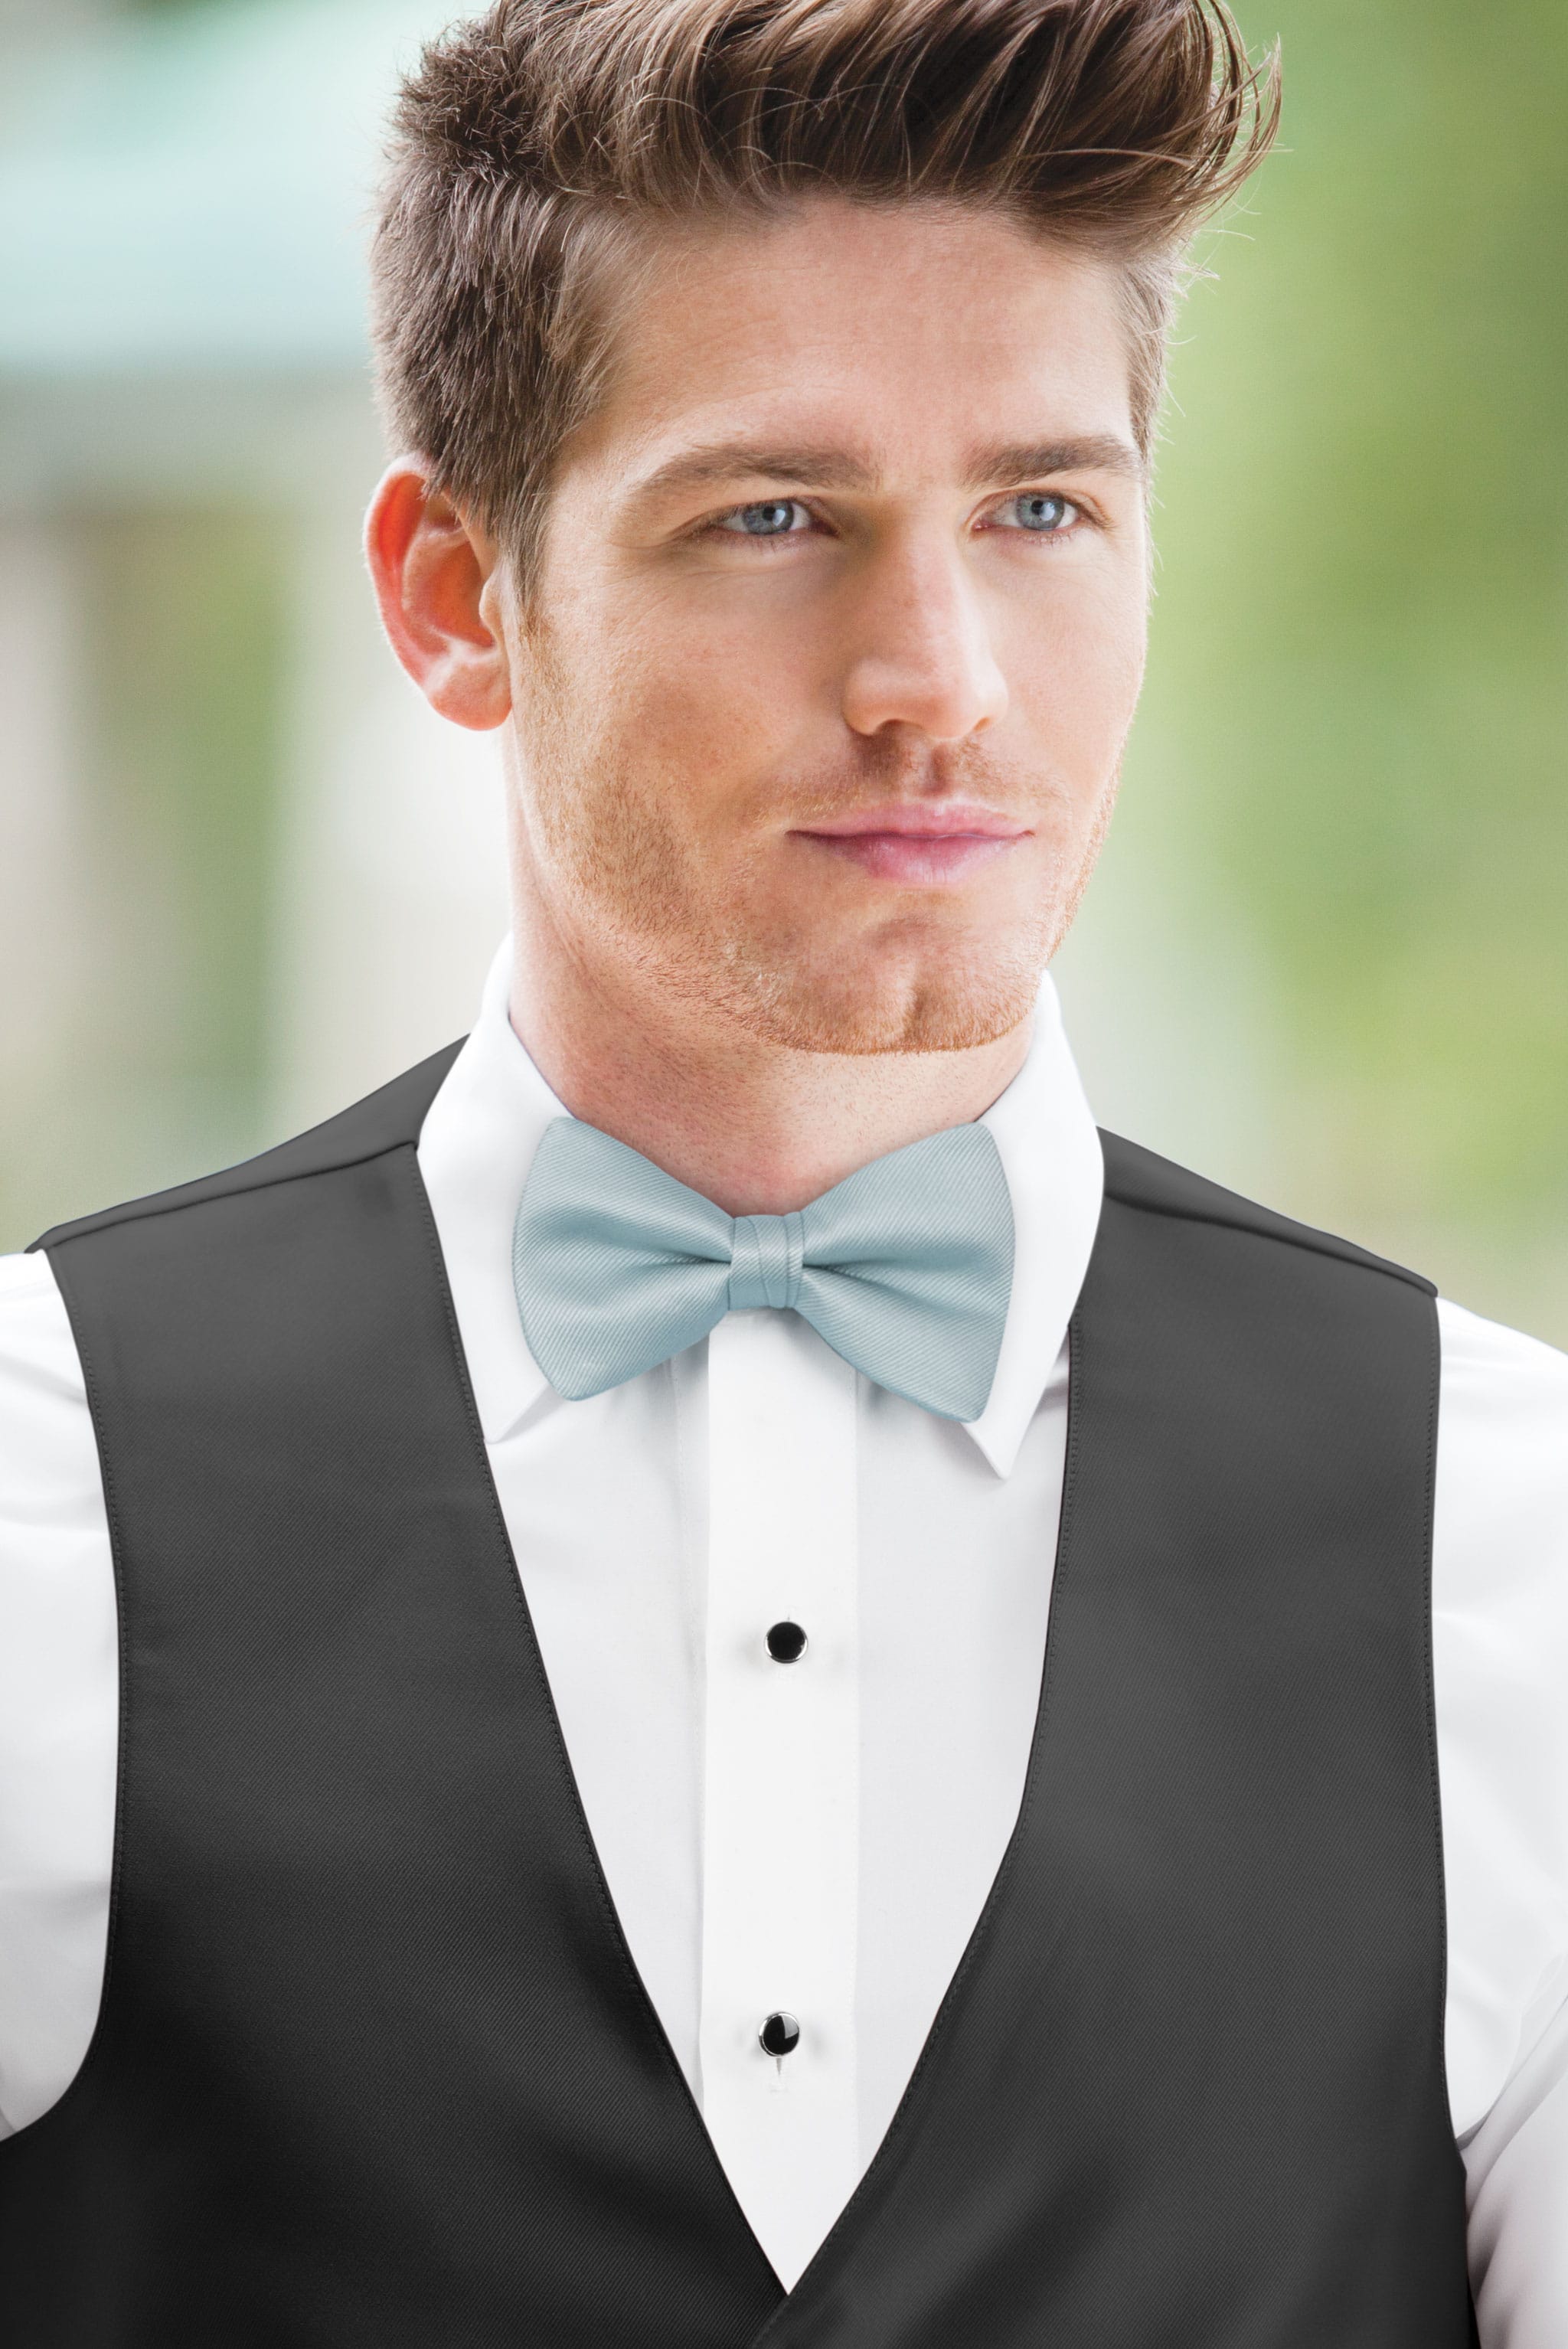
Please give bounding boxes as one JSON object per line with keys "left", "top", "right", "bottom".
{"left": 0, "top": 0, "right": 1563, "bottom": 2339}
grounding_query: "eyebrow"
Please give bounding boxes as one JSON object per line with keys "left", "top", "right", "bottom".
{"left": 631, "top": 433, "right": 1145, "bottom": 503}
{"left": 975, "top": 437, "right": 1145, "bottom": 487}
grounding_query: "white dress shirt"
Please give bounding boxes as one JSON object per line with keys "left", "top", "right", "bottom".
{"left": 1, "top": 940, "right": 1566, "bottom": 2333}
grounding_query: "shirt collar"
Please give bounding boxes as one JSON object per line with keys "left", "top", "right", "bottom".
{"left": 416, "top": 936, "right": 1104, "bottom": 1478}
{"left": 967, "top": 975, "right": 1104, "bottom": 1475}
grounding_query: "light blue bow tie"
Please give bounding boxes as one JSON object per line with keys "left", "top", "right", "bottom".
{"left": 513, "top": 1116, "right": 1014, "bottom": 1422}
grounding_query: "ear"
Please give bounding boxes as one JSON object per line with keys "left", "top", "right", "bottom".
{"left": 364, "top": 461, "right": 511, "bottom": 732}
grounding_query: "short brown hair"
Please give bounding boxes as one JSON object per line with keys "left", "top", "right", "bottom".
{"left": 371, "top": 0, "right": 1279, "bottom": 591}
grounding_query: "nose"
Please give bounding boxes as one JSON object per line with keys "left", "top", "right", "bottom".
{"left": 838, "top": 531, "right": 1009, "bottom": 743}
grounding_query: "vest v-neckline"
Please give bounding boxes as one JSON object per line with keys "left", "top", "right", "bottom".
{"left": 416, "top": 1141, "right": 1064, "bottom": 2326}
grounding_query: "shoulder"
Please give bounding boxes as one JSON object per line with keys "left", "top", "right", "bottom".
{"left": 1098, "top": 1130, "right": 1435, "bottom": 1295}
{"left": 32, "top": 1044, "right": 463, "bottom": 1258}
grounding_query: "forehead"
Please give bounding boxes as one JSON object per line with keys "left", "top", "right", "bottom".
{"left": 572, "top": 196, "right": 1137, "bottom": 485}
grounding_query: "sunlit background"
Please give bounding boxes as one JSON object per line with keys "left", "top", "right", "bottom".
{"left": 2, "top": 0, "right": 1565, "bottom": 1344}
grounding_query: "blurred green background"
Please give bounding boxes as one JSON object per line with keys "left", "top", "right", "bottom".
{"left": 1, "top": 0, "right": 1565, "bottom": 1343}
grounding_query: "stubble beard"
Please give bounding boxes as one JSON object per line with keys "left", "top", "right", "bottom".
{"left": 516, "top": 658, "right": 1121, "bottom": 1059}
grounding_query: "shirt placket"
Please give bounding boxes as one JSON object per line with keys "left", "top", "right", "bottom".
{"left": 696, "top": 1306, "right": 861, "bottom": 2289}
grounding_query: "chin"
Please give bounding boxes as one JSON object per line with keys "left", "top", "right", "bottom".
{"left": 715, "top": 939, "right": 1047, "bottom": 1057}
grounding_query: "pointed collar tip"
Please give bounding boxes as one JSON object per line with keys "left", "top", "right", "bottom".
{"left": 474, "top": 1351, "right": 556, "bottom": 1446}
{"left": 958, "top": 1399, "right": 1033, "bottom": 1481}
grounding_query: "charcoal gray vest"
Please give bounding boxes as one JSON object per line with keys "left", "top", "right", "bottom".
{"left": 0, "top": 1047, "right": 1477, "bottom": 2346}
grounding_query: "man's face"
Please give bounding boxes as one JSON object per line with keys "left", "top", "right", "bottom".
{"left": 501, "top": 197, "right": 1150, "bottom": 1055}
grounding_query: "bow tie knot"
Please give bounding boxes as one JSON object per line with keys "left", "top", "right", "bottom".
{"left": 513, "top": 1116, "right": 1014, "bottom": 1423}
{"left": 728, "top": 1212, "right": 807, "bottom": 1312}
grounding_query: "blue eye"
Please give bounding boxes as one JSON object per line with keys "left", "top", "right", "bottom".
{"left": 717, "top": 500, "right": 805, "bottom": 537}
{"left": 1004, "top": 493, "right": 1076, "bottom": 534}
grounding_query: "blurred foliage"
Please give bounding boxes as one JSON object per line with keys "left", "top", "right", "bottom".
{"left": 1143, "top": 0, "right": 1567, "bottom": 1265}
{"left": 0, "top": 512, "right": 289, "bottom": 1247}
{"left": 79, "top": 512, "right": 286, "bottom": 1182}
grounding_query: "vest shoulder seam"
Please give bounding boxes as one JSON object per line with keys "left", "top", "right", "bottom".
{"left": 1104, "top": 1186, "right": 1435, "bottom": 1292}
{"left": 1098, "top": 1130, "right": 1436, "bottom": 1296}
{"left": 28, "top": 1041, "right": 465, "bottom": 1253}
{"left": 31, "top": 1137, "right": 416, "bottom": 1254}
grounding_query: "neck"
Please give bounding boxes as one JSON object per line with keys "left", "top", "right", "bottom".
{"left": 507, "top": 912, "right": 1033, "bottom": 1219}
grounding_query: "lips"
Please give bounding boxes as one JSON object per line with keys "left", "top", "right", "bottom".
{"left": 792, "top": 803, "right": 1029, "bottom": 884}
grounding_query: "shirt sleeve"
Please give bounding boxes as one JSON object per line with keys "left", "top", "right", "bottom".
{"left": 1465, "top": 1961, "right": 1568, "bottom": 2348}
{"left": 1434, "top": 1298, "right": 1568, "bottom": 2345}
{"left": 0, "top": 1247, "right": 116, "bottom": 2137}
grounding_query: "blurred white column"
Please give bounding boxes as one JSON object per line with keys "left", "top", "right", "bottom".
{"left": 0, "top": 522, "right": 90, "bottom": 1107}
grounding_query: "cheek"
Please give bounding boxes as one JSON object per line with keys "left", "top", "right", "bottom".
{"left": 1014, "top": 567, "right": 1147, "bottom": 773}
{"left": 606, "top": 613, "right": 818, "bottom": 824}
{"left": 521, "top": 631, "right": 786, "bottom": 914}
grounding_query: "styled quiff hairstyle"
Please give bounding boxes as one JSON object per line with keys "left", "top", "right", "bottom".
{"left": 372, "top": 0, "right": 1279, "bottom": 592}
